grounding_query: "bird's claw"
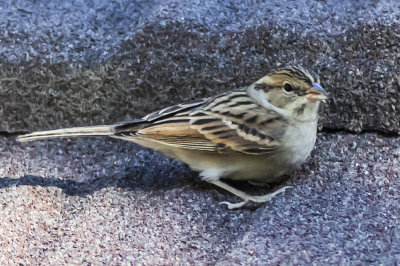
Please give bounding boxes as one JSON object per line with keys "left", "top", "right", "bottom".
{"left": 219, "top": 200, "right": 248, "bottom": 209}
{"left": 219, "top": 185, "right": 293, "bottom": 209}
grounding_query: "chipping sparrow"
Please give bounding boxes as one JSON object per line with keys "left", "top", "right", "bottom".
{"left": 18, "top": 66, "right": 327, "bottom": 209}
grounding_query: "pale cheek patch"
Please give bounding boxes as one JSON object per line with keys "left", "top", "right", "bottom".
{"left": 248, "top": 88, "right": 289, "bottom": 118}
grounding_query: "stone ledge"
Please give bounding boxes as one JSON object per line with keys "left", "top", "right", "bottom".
{"left": 1, "top": 132, "right": 398, "bottom": 264}
{"left": 1, "top": 0, "right": 399, "bottom": 133}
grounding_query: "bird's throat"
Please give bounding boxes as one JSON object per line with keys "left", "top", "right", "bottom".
{"left": 291, "top": 102, "right": 320, "bottom": 122}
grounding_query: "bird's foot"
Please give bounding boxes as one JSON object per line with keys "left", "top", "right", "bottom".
{"left": 219, "top": 200, "right": 248, "bottom": 209}
{"left": 207, "top": 179, "right": 292, "bottom": 209}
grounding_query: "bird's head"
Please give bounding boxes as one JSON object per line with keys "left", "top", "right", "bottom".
{"left": 250, "top": 66, "right": 327, "bottom": 121}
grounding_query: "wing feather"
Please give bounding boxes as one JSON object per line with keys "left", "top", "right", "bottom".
{"left": 188, "top": 91, "right": 286, "bottom": 154}
{"left": 114, "top": 90, "right": 287, "bottom": 155}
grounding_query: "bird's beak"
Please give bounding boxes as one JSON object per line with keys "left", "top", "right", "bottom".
{"left": 306, "top": 82, "right": 328, "bottom": 102}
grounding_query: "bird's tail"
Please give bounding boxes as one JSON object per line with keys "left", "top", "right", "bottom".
{"left": 17, "top": 125, "right": 114, "bottom": 142}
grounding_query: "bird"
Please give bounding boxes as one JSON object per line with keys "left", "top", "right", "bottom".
{"left": 18, "top": 66, "right": 327, "bottom": 209}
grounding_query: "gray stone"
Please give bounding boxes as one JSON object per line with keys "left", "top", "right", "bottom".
{"left": 1, "top": 133, "right": 399, "bottom": 264}
{"left": 0, "top": 0, "right": 399, "bottom": 133}
{"left": 1, "top": 1, "right": 400, "bottom": 263}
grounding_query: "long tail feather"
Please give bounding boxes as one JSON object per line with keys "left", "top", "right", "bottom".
{"left": 17, "top": 125, "right": 114, "bottom": 142}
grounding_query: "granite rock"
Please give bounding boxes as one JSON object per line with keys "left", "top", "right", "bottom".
{"left": 0, "top": 133, "right": 399, "bottom": 264}
{"left": 1, "top": 1, "right": 400, "bottom": 263}
{"left": 0, "top": 0, "right": 399, "bottom": 133}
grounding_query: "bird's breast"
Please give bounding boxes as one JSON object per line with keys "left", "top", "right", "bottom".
{"left": 282, "top": 120, "right": 317, "bottom": 167}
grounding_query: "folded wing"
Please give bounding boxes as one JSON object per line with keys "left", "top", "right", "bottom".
{"left": 114, "top": 91, "right": 287, "bottom": 155}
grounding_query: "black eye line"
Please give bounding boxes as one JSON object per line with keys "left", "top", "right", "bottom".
{"left": 283, "top": 82, "right": 310, "bottom": 96}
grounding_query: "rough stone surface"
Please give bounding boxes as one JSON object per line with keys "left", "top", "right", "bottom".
{"left": 1, "top": 0, "right": 400, "bottom": 264}
{"left": 0, "top": 133, "right": 399, "bottom": 264}
{"left": 0, "top": 0, "right": 399, "bottom": 133}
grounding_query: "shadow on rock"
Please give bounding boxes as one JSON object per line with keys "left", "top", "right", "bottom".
{"left": 0, "top": 168, "right": 198, "bottom": 197}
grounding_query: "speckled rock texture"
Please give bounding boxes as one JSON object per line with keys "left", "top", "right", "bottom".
{"left": 1, "top": 133, "right": 399, "bottom": 264}
{"left": 1, "top": 0, "right": 400, "bottom": 265}
{"left": 0, "top": 0, "right": 399, "bottom": 133}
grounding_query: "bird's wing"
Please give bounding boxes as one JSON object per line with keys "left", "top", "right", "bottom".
{"left": 114, "top": 90, "right": 287, "bottom": 155}
{"left": 113, "top": 98, "right": 208, "bottom": 131}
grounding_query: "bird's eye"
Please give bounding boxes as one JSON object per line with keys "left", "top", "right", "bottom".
{"left": 283, "top": 83, "right": 294, "bottom": 93}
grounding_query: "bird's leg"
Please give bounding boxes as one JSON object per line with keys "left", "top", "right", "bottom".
{"left": 206, "top": 179, "right": 291, "bottom": 209}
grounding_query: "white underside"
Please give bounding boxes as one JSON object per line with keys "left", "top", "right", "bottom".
{"left": 120, "top": 119, "right": 317, "bottom": 183}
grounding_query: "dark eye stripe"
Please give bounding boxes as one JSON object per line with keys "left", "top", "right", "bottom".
{"left": 254, "top": 83, "right": 279, "bottom": 92}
